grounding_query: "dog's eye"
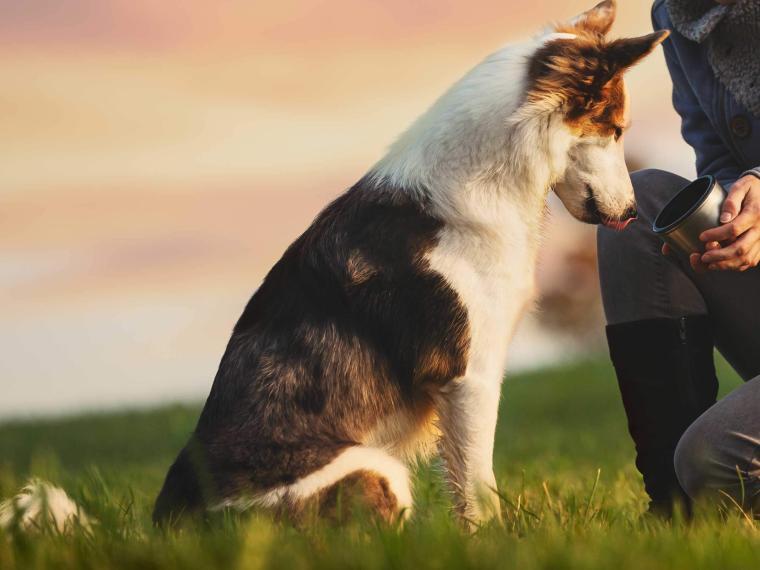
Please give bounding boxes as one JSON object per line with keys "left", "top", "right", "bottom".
{"left": 613, "top": 126, "right": 624, "bottom": 141}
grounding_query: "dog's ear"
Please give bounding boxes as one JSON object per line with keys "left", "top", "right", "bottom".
{"left": 569, "top": 0, "right": 617, "bottom": 36}
{"left": 604, "top": 30, "right": 670, "bottom": 77}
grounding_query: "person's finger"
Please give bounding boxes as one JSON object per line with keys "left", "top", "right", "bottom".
{"left": 701, "top": 229, "right": 759, "bottom": 263}
{"left": 707, "top": 241, "right": 760, "bottom": 271}
{"left": 705, "top": 241, "right": 721, "bottom": 251}
{"left": 708, "top": 259, "right": 743, "bottom": 271}
{"left": 690, "top": 253, "right": 708, "bottom": 273}
{"left": 699, "top": 210, "right": 758, "bottom": 243}
{"left": 743, "top": 242, "right": 760, "bottom": 270}
{"left": 720, "top": 178, "right": 751, "bottom": 223}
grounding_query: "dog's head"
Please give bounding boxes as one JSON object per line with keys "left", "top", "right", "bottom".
{"left": 527, "top": 0, "right": 668, "bottom": 229}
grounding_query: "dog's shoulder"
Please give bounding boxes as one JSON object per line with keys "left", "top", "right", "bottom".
{"left": 233, "top": 178, "right": 447, "bottom": 332}
{"left": 304, "top": 176, "right": 444, "bottom": 273}
{"left": 218, "top": 177, "right": 470, "bottom": 390}
{"left": 192, "top": 178, "right": 470, "bottom": 466}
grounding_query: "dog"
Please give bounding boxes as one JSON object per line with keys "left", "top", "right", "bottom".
{"left": 152, "top": 0, "right": 667, "bottom": 528}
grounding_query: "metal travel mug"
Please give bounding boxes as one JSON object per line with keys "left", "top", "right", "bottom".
{"left": 653, "top": 175, "right": 727, "bottom": 257}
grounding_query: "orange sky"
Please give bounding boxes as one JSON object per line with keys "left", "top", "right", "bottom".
{"left": 0, "top": 1, "right": 642, "bottom": 50}
{"left": 0, "top": 1, "right": 697, "bottom": 417}
{"left": 1, "top": 1, "right": 694, "bottom": 196}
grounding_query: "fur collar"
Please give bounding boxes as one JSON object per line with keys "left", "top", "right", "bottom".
{"left": 666, "top": 0, "right": 760, "bottom": 117}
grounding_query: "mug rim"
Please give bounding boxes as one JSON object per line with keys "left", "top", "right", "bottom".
{"left": 652, "top": 175, "right": 716, "bottom": 235}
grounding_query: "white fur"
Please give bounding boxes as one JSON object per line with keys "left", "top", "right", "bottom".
{"left": 427, "top": 218, "right": 536, "bottom": 523}
{"left": 372, "top": 29, "right": 633, "bottom": 228}
{"left": 371, "top": 35, "right": 561, "bottom": 219}
{"left": 0, "top": 480, "right": 92, "bottom": 535}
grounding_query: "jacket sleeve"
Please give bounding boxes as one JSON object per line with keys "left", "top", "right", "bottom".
{"left": 742, "top": 166, "right": 760, "bottom": 181}
{"left": 653, "top": 7, "right": 742, "bottom": 187}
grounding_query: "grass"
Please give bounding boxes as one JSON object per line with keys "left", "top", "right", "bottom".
{"left": 0, "top": 356, "right": 756, "bottom": 569}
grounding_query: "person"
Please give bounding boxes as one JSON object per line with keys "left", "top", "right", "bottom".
{"left": 597, "top": 0, "right": 760, "bottom": 516}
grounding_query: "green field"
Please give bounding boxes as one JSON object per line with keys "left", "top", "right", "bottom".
{"left": 0, "top": 357, "right": 757, "bottom": 569}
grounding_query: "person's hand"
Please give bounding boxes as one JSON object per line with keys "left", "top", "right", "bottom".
{"left": 660, "top": 241, "right": 721, "bottom": 272}
{"left": 695, "top": 174, "right": 760, "bottom": 272}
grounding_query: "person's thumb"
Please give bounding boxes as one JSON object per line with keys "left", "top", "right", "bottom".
{"left": 721, "top": 182, "right": 748, "bottom": 223}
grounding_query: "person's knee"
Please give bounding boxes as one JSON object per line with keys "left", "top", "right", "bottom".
{"left": 596, "top": 196, "right": 657, "bottom": 275}
{"left": 674, "top": 416, "right": 757, "bottom": 506}
{"left": 596, "top": 221, "right": 643, "bottom": 284}
{"left": 673, "top": 424, "right": 712, "bottom": 500}
{"left": 630, "top": 169, "right": 689, "bottom": 223}
{"left": 598, "top": 168, "right": 685, "bottom": 258}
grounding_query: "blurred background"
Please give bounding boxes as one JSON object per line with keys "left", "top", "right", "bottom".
{"left": 1, "top": 0, "right": 695, "bottom": 418}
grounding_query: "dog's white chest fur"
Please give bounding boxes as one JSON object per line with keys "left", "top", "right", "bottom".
{"left": 427, "top": 213, "right": 538, "bottom": 384}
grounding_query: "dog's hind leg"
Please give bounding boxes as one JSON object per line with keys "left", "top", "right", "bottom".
{"left": 256, "top": 446, "right": 413, "bottom": 524}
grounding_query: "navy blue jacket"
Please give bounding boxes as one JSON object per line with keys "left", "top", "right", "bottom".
{"left": 652, "top": 0, "right": 760, "bottom": 188}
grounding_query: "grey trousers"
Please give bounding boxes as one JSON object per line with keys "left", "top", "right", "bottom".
{"left": 597, "top": 169, "right": 760, "bottom": 510}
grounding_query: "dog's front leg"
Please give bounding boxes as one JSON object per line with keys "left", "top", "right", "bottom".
{"left": 437, "top": 376, "right": 502, "bottom": 527}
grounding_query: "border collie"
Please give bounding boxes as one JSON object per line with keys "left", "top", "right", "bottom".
{"left": 151, "top": 0, "right": 668, "bottom": 528}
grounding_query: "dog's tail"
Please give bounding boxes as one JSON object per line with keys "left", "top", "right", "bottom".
{"left": 0, "top": 479, "right": 93, "bottom": 535}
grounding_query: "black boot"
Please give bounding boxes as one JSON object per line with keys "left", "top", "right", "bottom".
{"left": 606, "top": 316, "right": 719, "bottom": 517}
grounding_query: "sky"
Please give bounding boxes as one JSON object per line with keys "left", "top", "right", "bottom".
{"left": 0, "top": 1, "right": 697, "bottom": 417}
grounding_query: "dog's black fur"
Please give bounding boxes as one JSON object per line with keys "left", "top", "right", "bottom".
{"left": 153, "top": 178, "right": 470, "bottom": 525}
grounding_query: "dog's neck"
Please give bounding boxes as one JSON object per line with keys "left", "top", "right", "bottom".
{"left": 369, "top": 36, "right": 574, "bottom": 238}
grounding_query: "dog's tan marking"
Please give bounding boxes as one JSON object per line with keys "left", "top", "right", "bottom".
{"left": 527, "top": 26, "right": 668, "bottom": 138}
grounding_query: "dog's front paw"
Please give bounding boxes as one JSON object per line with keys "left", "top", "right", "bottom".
{"left": 475, "top": 480, "right": 502, "bottom": 522}
{"left": 458, "top": 478, "right": 502, "bottom": 531}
